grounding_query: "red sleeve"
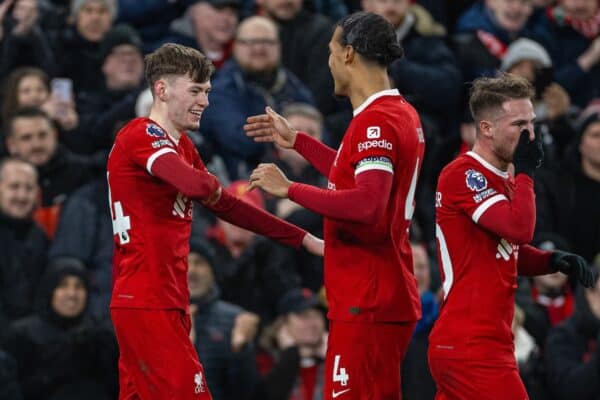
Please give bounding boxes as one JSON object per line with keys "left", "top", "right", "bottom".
{"left": 207, "top": 189, "right": 306, "bottom": 248}
{"left": 476, "top": 175, "right": 536, "bottom": 244}
{"left": 517, "top": 244, "right": 553, "bottom": 276}
{"left": 151, "top": 152, "right": 220, "bottom": 201}
{"left": 119, "top": 120, "right": 179, "bottom": 172}
{"left": 288, "top": 169, "right": 393, "bottom": 224}
{"left": 293, "top": 132, "right": 337, "bottom": 177}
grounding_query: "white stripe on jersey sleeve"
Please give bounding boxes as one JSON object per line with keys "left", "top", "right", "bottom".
{"left": 354, "top": 156, "right": 394, "bottom": 176}
{"left": 146, "top": 148, "right": 178, "bottom": 175}
{"left": 436, "top": 223, "right": 454, "bottom": 301}
{"left": 471, "top": 194, "right": 508, "bottom": 223}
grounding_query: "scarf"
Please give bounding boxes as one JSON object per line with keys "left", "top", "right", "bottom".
{"left": 547, "top": 6, "right": 600, "bottom": 39}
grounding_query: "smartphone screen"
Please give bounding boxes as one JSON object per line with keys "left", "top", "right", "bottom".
{"left": 51, "top": 78, "right": 73, "bottom": 103}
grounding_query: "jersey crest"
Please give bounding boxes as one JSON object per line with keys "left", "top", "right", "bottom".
{"left": 465, "top": 169, "right": 487, "bottom": 192}
{"left": 146, "top": 123, "right": 166, "bottom": 138}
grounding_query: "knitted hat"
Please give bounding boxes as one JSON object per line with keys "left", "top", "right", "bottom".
{"left": 99, "top": 24, "right": 142, "bottom": 61}
{"left": 71, "top": 0, "right": 117, "bottom": 18}
{"left": 501, "top": 38, "right": 552, "bottom": 71}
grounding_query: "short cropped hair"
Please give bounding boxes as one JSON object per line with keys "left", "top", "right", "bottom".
{"left": 336, "top": 11, "right": 403, "bottom": 67}
{"left": 4, "top": 107, "right": 56, "bottom": 138}
{"left": 145, "top": 43, "right": 215, "bottom": 94}
{"left": 469, "top": 73, "right": 534, "bottom": 123}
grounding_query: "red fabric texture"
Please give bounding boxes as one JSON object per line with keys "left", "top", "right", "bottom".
{"left": 293, "top": 132, "right": 337, "bottom": 178}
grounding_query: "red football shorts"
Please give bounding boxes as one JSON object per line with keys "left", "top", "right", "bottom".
{"left": 428, "top": 356, "right": 528, "bottom": 400}
{"left": 111, "top": 308, "right": 212, "bottom": 400}
{"left": 323, "top": 320, "right": 416, "bottom": 400}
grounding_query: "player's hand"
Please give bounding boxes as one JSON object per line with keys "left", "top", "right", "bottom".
{"left": 551, "top": 250, "right": 598, "bottom": 288}
{"left": 244, "top": 107, "right": 297, "bottom": 149}
{"left": 248, "top": 163, "right": 292, "bottom": 198}
{"left": 302, "top": 233, "right": 324, "bottom": 257}
{"left": 512, "top": 129, "right": 543, "bottom": 178}
{"left": 231, "top": 312, "right": 260, "bottom": 353}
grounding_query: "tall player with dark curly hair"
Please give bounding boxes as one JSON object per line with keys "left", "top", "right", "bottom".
{"left": 245, "top": 12, "right": 425, "bottom": 400}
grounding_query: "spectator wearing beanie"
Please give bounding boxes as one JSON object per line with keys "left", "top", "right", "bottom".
{"left": 74, "top": 24, "right": 145, "bottom": 155}
{"left": 501, "top": 38, "right": 578, "bottom": 163}
{"left": 1, "top": 258, "right": 118, "bottom": 400}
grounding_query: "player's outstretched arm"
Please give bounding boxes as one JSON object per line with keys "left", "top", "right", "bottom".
{"left": 151, "top": 152, "right": 220, "bottom": 201}
{"left": 207, "top": 188, "right": 323, "bottom": 256}
{"left": 249, "top": 163, "right": 392, "bottom": 225}
{"left": 244, "top": 107, "right": 337, "bottom": 177}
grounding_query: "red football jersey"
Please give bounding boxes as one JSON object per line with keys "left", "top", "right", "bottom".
{"left": 430, "top": 151, "right": 521, "bottom": 364}
{"left": 107, "top": 117, "right": 204, "bottom": 311}
{"left": 325, "top": 89, "right": 424, "bottom": 322}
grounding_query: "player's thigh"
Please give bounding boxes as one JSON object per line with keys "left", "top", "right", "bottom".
{"left": 111, "top": 308, "right": 212, "bottom": 400}
{"left": 429, "top": 357, "right": 528, "bottom": 400}
{"left": 323, "top": 320, "right": 415, "bottom": 400}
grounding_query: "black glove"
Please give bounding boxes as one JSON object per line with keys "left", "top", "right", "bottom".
{"left": 551, "top": 250, "right": 598, "bottom": 288}
{"left": 513, "top": 129, "right": 544, "bottom": 177}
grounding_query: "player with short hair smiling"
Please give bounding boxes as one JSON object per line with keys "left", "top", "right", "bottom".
{"left": 245, "top": 11, "right": 424, "bottom": 400}
{"left": 107, "top": 43, "right": 322, "bottom": 400}
{"left": 428, "top": 73, "right": 598, "bottom": 399}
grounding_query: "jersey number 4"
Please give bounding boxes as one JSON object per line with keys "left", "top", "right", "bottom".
{"left": 107, "top": 173, "right": 131, "bottom": 245}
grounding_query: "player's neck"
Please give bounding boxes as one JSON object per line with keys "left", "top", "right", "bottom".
{"left": 472, "top": 143, "right": 509, "bottom": 171}
{"left": 348, "top": 69, "right": 391, "bottom": 112}
{"left": 149, "top": 107, "right": 182, "bottom": 141}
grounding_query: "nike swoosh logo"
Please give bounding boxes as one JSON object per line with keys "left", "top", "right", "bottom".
{"left": 332, "top": 388, "right": 351, "bottom": 398}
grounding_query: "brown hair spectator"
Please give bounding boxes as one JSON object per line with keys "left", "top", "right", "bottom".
{"left": 1, "top": 67, "right": 50, "bottom": 125}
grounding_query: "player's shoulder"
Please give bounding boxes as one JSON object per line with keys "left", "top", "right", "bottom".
{"left": 439, "top": 153, "right": 482, "bottom": 186}
{"left": 116, "top": 117, "right": 167, "bottom": 141}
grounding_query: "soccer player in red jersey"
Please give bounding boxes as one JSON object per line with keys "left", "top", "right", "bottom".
{"left": 428, "top": 74, "right": 598, "bottom": 400}
{"left": 107, "top": 43, "right": 323, "bottom": 400}
{"left": 245, "top": 12, "right": 425, "bottom": 400}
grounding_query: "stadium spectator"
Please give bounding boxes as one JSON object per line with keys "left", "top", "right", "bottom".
{"left": 74, "top": 24, "right": 145, "bottom": 154}
{"left": 534, "top": 102, "right": 600, "bottom": 265}
{"left": 51, "top": 0, "right": 117, "bottom": 94}
{"left": 166, "top": 0, "right": 240, "bottom": 70}
{"left": 501, "top": 38, "right": 578, "bottom": 162}
{"left": 254, "top": 288, "right": 327, "bottom": 400}
{"left": 0, "top": 157, "right": 48, "bottom": 339}
{"left": 257, "top": 0, "right": 350, "bottom": 146}
{"left": 2, "top": 258, "right": 118, "bottom": 400}
{"left": 402, "top": 242, "right": 437, "bottom": 400}
{"left": 545, "top": 268, "right": 600, "bottom": 400}
{"left": 4, "top": 108, "right": 94, "bottom": 237}
{"left": 1, "top": 67, "right": 79, "bottom": 142}
{"left": 0, "top": 0, "right": 57, "bottom": 77}
{"left": 48, "top": 178, "right": 113, "bottom": 319}
{"left": 187, "top": 238, "right": 260, "bottom": 400}
{"left": 535, "top": 0, "right": 600, "bottom": 107}
{"left": 200, "top": 16, "right": 314, "bottom": 179}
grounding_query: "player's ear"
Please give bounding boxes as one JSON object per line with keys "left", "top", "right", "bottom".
{"left": 344, "top": 45, "right": 354, "bottom": 65}
{"left": 155, "top": 79, "right": 168, "bottom": 102}
{"left": 478, "top": 119, "right": 493, "bottom": 139}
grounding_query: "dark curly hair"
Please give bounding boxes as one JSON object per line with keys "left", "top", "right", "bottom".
{"left": 336, "top": 11, "right": 403, "bottom": 67}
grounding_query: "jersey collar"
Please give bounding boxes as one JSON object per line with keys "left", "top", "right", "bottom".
{"left": 353, "top": 89, "right": 401, "bottom": 117}
{"left": 466, "top": 151, "right": 509, "bottom": 179}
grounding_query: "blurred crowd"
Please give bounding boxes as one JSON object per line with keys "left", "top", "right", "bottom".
{"left": 0, "top": 0, "right": 599, "bottom": 399}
